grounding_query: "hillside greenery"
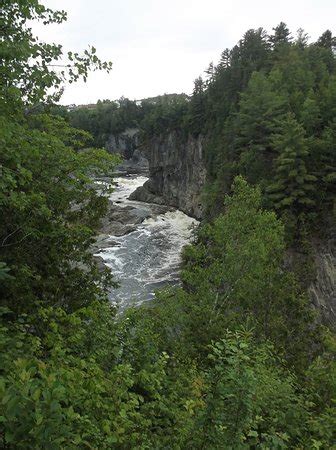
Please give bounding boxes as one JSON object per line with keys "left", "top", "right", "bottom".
{"left": 62, "top": 93, "right": 189, "bottom": 148}
{"left": 0, "top": 2, "right": 335, "bottom": 448}
{"left": 134, "top": 25, "right": 336, "bottom": 239}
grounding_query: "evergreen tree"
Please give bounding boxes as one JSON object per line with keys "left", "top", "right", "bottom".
{"left": 317, "top": 29, "right": 336, "bottom": 50}
{"left": 235, "top": 72, "right": 286, "bottom": 183}
{"left": 204, "top": 61, "right": 215, "bottom": 84}
{"left": 318, "top": 121, "right": 336, "bottom": 213}
{"left": 296, "top": 28, "right": 310, "bottom": 49}
{"left": 320, "top": 75, "right": 336, "bottom": 124}
{"left": 267, "top": 113, "right": 317, "bottom": 212}
{"left": 269, "top": 22, "right": 292, "bottom": 48}
{"left": 218, "top": 48, "right": 231, "bottom": 69}
{"left": 300, "top": 89, "right": 321, "bottom": 134}
{"left": 188, "top": 76, "right": 206, "bottom": 135}
{"left": 271, "top": 45, "right": 315, "bottom": 115}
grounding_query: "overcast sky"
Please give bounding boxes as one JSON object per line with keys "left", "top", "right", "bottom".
{"left": 34, "top": 0, "right": 335, "bottom": 105}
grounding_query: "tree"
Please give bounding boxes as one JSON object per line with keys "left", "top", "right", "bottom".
{"left": 227, "top": 28, "right": 271, "bottom": 96}
{"left": 0, "top": 0, "right": 112, "bottom": 110}
{"left": 204, "top": 61, "right": 215, "bottom": 84}
{"left": 269, "top": 22, "right": 292, "bottom": 48}
{"left": 180, "top": 177, "right": 313, "bottom": 365}
{"left": 0, "top": 302, "right": 196, "bottom": 448}
{"left": 218, "top": 48, "right": 231, "bottom": 69}
{"left": 193, "top": 331, "right": 308, "bottom": 449}
{"left": 296, "top": 28, "right": 310, "bottom": 49}
{"left": 235, "top": 71, "right": 287, "bottom": 184}
{"left": 267, "top": 113, "right": 317, "bottom": 213}
{"left": 188, "top": 76, "right": 206, "bottom": 135}
{"left": 300, "top": 89, "right": 321, "bottom": 134}
{"left": 0, "top": 1, "right": 118, "bottom": 315}
{"left": 316, "top": 30, "right": 336, "bottom": 51}
{"left": 239, "top": 28, "right": 271, "bottom": 77}
{"left": 317, "top": 121, "right": 336, "bottom": 213}
{"left": 0, "top": 114, "right": 119, "bottom": 314}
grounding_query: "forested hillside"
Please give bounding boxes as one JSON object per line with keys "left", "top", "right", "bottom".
{"left": 62, "top": 93, "right": 189, "bottom": 148}
{"left": 1, "top": 2, "right": 335, "bottom": 448}
{"left": 140, "top": 25, "right": 336, "bottom": 236}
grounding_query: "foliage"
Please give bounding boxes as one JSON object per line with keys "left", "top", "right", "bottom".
{"left": 67, "top": 98, "right": 142, "bottom": 148}
{"left": 140, "top": 94, "right": 190, "bottom": 139}
{"left": 0, "top": 0, "right": 112, "bottom": 109}
{"left": 267, "top": 113, "right": 317, "bottom": 213}
{"left": 138, "top": 24, "right": 335, "bottom": 235}
{"left": 1, "top": 5, "right": 335, "bottom": 448}
{"left": 139, "top": 24, "right": 336, "bottom": 237}
{"left": 1, "top": 175, "right": 335, "bottom": 447}
{"left": 193, "top": 331, "right": 308, "bottom": 449}
{"left": 0, "top": 1, "right": 119, "bottom": 316}
{"left": 65, "top": 93, "right": 190, "bottom": 149}
{"left": 235, "top": 72, "right": 287, "bottom": 184}
{"left": 0, "top": 114, "right": 119, "bottom": 314}
{"left": 173, "top": 177, "right": 314, "bottom": 369}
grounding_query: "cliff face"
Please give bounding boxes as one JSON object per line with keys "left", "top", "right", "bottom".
{"left": 309, "top": 239, "right": 336, "bottom": 327}
{"left": 106, "top": 128, "right": 139, "bottom": 159}
{"left": 130, "top": 131, "right": 206, "bottom": 219}
{"left": 106, "top": 128, "right": 148, "bottom": 173}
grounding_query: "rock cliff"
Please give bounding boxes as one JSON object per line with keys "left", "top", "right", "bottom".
{"left": 106, "top": 128, "right": 148, "bottom": 173}
{"left": 106, "top": 128, "right": 139, "bottom": 159}
{"left": 309, "top": 238, "right": 336, "bottom": 327}
{"left": 130, "top": 131, "right": 206, "bottom": 219}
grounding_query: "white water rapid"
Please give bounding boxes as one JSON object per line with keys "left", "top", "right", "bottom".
{"left": 96, "top": 175, "right": 198, "bottom": 310}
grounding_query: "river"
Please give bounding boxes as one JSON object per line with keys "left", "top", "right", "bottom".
{"left": 95, "top": 175, "right": 198, "bottom": 310}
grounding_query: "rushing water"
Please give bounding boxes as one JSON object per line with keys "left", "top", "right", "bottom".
{"left": 97, "top": 175, "right": 198, "bottom": 309}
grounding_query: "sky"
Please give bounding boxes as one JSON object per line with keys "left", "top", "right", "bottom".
{"left": 33, "top": 0, "right": 336, "bottom": 105}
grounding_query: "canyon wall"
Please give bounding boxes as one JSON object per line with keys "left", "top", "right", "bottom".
{"left": 130, "top": 131, "right": 206, "bottom": 219}
{"left": 106, "top": 128, "right": 148, "bottom": 173}
{"left": 309, "top": 238, "right": 336, "bottom": 327}
{"left": 106, "top": 128, "right": 139, "bottom": 159}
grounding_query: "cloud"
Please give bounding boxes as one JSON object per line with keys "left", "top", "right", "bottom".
{"left": 33, "top": 0, "right": 335, "bottom": 104}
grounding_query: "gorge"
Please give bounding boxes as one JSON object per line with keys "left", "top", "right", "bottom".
{"left": 99, "top": 128, "right": 336, "bottom": 327}
{"left": 2, "top": 6, "right": 336, "bottom": 446}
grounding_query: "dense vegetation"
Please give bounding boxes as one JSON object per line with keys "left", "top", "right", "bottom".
{"left": 1, "top": 2, "right": 335, "bottom": 448}
{"left": 139, "top": 25, "right": 336, "bottom": 238}
{"left": 63, "top": 93, "right": 189, "bottom": 148}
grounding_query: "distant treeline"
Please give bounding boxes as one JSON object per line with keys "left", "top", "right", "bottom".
{"left": 53, "top": 93, "right": 190, "bottom": 147}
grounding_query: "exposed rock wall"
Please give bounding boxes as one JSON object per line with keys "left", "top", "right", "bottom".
{"left": 130, "top": 131, "right": 206, "bottom": 219}
{"left": 106, "top": 128, "right": 139, "bottom": 159}
{"left": 106, "top": 128, "right": 148, "bottom": 173}
{"left": 309, "top": 238, "right": 336, "bottom": 327}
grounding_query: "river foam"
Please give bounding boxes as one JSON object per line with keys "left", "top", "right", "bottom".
{"left": 96, "top": 175, "right": 198, "bottom": 309}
